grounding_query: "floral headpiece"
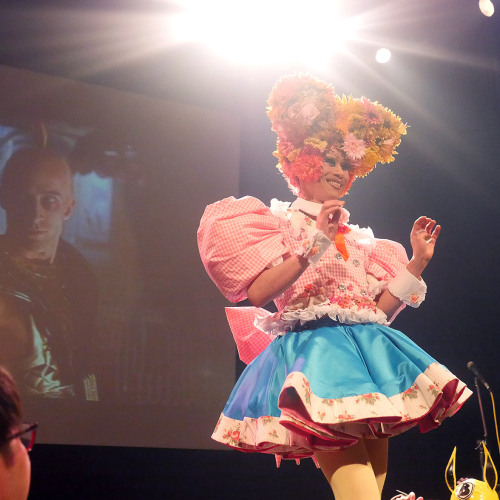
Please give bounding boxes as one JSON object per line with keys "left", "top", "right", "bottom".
{"left": 267, "top": 74, "right": 407, "bottom": 195}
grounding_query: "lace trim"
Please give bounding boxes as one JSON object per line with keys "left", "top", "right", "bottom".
{"left": 255, "top": 300, "right": 388, "bottom": 336}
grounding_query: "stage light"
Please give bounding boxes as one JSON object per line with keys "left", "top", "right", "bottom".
{"left": 171, "top": 0, "right": 357, "bottom": 66}
{"left": 479, "top": 0, "right": 495, "bottom": 16}
{"left": 375, "top": 48, "right": 391, "bottom": 64}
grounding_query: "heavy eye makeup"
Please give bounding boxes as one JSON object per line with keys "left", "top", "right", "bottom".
{"left": 324, "top": 157, "right": 352, "bottom": 172}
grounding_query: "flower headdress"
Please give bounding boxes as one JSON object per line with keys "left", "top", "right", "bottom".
{"left": 267, "top": 74, "right": 407, "bottom": 195}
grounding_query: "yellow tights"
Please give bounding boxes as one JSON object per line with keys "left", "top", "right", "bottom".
{"left": 315, "top": 438, "right": 389, "bottom": 500}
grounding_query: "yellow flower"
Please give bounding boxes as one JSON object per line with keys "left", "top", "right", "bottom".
{"left": 336, "top": 96, "right": 364, "bottom": 134}
{"left": 304, "top": 137, "right": 328, "bottom": 152}
{"left": 267, "top": 74, "right": 407, "bottom": 192}
{"left": 397, "top": 122, "right": 408, "bottom": 136}
{"left": 379, "top": 138, "right": 398, "bottom": 163}
{"left": 356, "top": 146, "right": 380, "bottom": 177}
{"left": 287, "top": 148, "right": 301, "bottom": 162}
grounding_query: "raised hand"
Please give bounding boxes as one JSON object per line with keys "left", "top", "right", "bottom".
{"left": 408, "top": 216, "right": 441, "bottom": 276}
{"left": 316, "top": 200, "right": 345, "bottom": 241}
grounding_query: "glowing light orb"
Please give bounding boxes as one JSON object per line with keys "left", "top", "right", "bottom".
{"left": 479, "top": 0, "right": 495, "bottom": 17}
{"left": 375, "top": 47, "right": 391, "bottom": 64}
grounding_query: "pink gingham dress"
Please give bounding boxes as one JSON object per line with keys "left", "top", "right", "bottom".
{"left": 198, "top": 196, "right": 471, "bottom": 461}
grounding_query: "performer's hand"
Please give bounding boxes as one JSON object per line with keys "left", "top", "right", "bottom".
{"left": 316, "top": 200, "right": 345, "bottom": 241}
{"left": 408, "top": 216, "right": 441, "bottom": 276}
{"left": 391, "top": 492, "right": 424, "bottom": 500}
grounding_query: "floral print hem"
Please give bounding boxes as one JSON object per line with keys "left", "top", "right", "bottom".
{"left": 212, "top": 362, "right": 470, "bottom": 461}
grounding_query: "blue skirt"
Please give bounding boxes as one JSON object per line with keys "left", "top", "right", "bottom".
{"left": 212, "top": 319, "right": 471, "bottom": 460}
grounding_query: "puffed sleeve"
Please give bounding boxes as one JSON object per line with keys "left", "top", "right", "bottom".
{"left": 366, "top": 238, "right": 409, "bottom": 283}
{"left": 366, "top": 238, "right": 410, "bottom": 323}
{"left": 197, "top": 196, "right": 288, "bottom": 302}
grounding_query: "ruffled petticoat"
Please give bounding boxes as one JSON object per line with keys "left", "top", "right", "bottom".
{"left": 212, "top": 318, "right": 471, "bottom": 461}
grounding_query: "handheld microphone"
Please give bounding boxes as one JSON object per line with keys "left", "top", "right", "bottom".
{"left": 467, "top": 361, "right": 491, "bottom": 393}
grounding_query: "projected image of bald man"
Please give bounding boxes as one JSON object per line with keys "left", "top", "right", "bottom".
{"left": 0, "top": 148, "right": 99, "bottom": 400}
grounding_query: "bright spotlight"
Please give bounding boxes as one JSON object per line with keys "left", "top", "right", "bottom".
{"left": 479, "top": 0, "right": 495, "bottom": 16}
{"left": 171, "top": 0, "right": 356, "bottom": 66}
{"left": 375, "top": 48, "right": 391, "bottom": 64}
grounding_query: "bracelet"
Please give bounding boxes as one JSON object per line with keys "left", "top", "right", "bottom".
{"left": 295, "top": 229, "right": 331, "bottom": 266}
{"left": 388, "top": 267, "right": 427, "bottom": 307}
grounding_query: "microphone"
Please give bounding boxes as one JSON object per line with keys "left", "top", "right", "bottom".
{"left": 467, "top": 361, "right": 491, "bottom": 392}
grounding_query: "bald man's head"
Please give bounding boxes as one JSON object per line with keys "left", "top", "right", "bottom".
{"left": 0, "top": 149, "right": 76, "bottom": 260}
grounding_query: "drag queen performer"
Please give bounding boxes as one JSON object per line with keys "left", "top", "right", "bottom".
{"left": 197, "top": 74, "right": 471, "bottom": 500}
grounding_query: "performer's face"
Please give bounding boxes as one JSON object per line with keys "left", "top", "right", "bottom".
{"left": 4, "top": 159, "right": 76, "bottom": 253}
{"left": 299, "top": 156, "right": 352, "bottom": 203}
{"left": 0, "top": 436, "right": 31, "bottom": 500}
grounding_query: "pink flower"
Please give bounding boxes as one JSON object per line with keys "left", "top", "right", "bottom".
{"left": 301, "top": 102, "right": 320, "bottom": 125}
{"left": 337, "top": 411, "right": 354, "bottom": 422}
{"left": 280, "top": 160, "right": 301, "bottom": 191}
{"left": 342, "top": 133, "right": 366, "bottom": 160}
{"left": 287, "top": 101, "right": 301, "bottom": 121}
{"left": 272, "top": 77, "right": 301, "bottom": 103}
{"left": 278, "top": 139, "right": 296, "bottom": 157}
{"left": 362, "top": 97, "right": 382, "bottom": 125}
{"left": 337, "top": 224, "right": 351, "bottom": 234}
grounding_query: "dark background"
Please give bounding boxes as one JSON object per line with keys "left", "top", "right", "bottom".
{"left": 1, "top": 0, "right": 500, "bottom": 498}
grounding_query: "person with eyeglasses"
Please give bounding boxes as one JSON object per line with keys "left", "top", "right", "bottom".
{"left": 0, "top": 366, "right": 37, "bottom": 500}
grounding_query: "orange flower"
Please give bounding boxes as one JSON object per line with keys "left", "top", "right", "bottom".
{"left": 267, "top": 74, "right": 407, "bottom": 194}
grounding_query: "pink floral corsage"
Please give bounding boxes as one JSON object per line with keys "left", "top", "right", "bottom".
{"left": 295, "top": 229, "right": 331, "bottom": 266}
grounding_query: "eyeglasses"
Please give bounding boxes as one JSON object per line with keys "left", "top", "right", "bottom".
{"left": 7, "top": 422, "right": 38, "bottom": 452}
